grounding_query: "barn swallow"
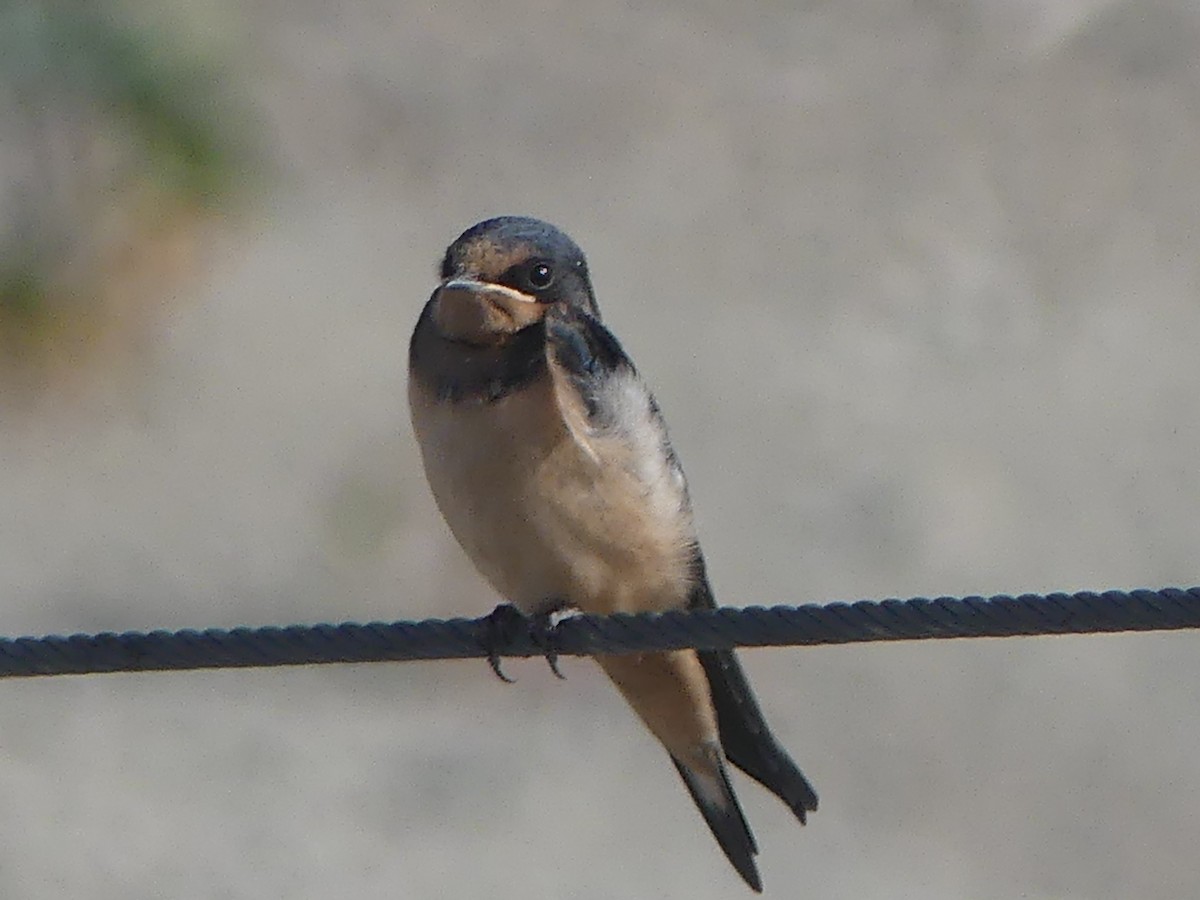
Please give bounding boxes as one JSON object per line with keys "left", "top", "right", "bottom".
{"left": 408, "top": 216, "right": 817, "bottom": 891}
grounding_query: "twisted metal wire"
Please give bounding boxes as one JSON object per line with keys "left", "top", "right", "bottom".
{"left": 0, "top": 586, "right": 1195, "bottom": 678}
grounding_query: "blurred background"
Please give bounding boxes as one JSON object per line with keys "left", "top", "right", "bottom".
{"left": 1, "top": 0, "right": 1198, "bottom": 896}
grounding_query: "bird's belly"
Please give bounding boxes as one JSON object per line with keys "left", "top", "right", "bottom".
{"left": 410, "top": 379, "right": 694, "bottom": 614}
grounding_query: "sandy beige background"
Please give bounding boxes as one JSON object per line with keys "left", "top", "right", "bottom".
{"left": 2, "top": 1, "right": 1199, "bottom": 897}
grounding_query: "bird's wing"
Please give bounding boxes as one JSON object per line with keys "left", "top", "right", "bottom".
{"left": 688, "top": 545, "right": 819, "bottom": 822}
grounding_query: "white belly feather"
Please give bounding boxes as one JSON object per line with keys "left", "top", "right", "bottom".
{"left": 409, "top": 369, "right": 695, "bottom": 615}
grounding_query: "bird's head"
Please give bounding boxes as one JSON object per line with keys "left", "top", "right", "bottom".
{"left": 430, "top": 216, "right": 599, "bottom": 345}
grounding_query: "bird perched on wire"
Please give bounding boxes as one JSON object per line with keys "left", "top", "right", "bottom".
{"left": 407, "top": 216, "right": 817, "bottom": 891}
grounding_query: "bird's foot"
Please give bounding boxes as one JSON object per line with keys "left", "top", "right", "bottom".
{"left": 480, "top": 604, "right": 527, "bottom": 683}
{"left": 478, "top": 602, "right": 579, "bottom": 682}
{"left": 531, "top": 603, "right": 580, "bottom": 680}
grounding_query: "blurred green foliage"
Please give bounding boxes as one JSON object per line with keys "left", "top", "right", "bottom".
{"left": 0, "top": 0, "right": 256, "bottom": 363}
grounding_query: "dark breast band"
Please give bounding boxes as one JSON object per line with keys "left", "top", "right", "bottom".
{"left": 408, "top": 302, "right": 549, "bottom": 403}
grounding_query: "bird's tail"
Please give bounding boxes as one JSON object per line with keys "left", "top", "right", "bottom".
{"left": 698, "top": 648, "right": 819, "bottom": 823}
{"left": 672, "top": 752, "right": 762, "bottom": 893}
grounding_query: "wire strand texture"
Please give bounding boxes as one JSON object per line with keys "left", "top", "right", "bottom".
{"left": 0, "top": 586, "right": 1196, "bottom": 679}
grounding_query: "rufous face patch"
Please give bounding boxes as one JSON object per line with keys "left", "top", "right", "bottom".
{"left": 431, "top": 279, "right": 546, "bottom": 344}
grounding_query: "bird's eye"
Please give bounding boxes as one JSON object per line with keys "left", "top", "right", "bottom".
{"left": 526, "top": 261, "right": 555, "bottom": 291}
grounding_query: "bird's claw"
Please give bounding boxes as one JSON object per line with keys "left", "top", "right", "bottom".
{"left": 480, "top": 604, "right": 526, "bottom": 682}
{"left": 532, "top": 609, "right": 567, "bottom": 680}
{"left": 532, "top": 602, "right": 581, "bottom": 679}
{"left": 478, "top": 602, "right": 576, "bottom": 681}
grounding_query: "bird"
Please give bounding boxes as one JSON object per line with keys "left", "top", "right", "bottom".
{"left": 407, "top": 216, "right": 817, "bottom": 891}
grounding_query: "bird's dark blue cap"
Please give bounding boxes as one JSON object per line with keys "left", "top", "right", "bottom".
{"left": 439, "top": 216, "right": 588, "bottom": 281}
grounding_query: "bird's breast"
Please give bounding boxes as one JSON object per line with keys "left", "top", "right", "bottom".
{"left": 409, "top": 371, "right": 695, "bottom": 615}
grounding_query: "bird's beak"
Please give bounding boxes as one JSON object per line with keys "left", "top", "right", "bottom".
{"left": 432, "top": 278, "right": 544, "bottom": 340}
{"left": 438, "top": 278, "right": 535, "bottom": 309}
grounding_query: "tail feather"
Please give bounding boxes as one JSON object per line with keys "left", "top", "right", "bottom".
{"left": 688, "top": 553, "right": 819, "bottom": 822}
{"left": 672, "top": 756, "right": 762, "bottom": 893}
{"left": 699, "top": 648, "right": 819, "bottom": 822}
